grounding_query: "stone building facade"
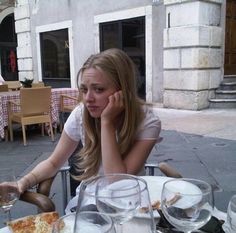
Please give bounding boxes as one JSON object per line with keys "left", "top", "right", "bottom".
{"left": 0, "top": 0, "right": 234, "bottom": 110}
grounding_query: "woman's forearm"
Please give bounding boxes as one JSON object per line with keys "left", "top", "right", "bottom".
{"left": 17, "top": 159, "right": 59, "bottom": 193}
{"left": 101, "top": 121, "right": 127, "bottom": 174}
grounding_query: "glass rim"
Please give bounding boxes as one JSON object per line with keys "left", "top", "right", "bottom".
{"left": 162, "top": 178, "right": 212, "bottom": 196}
{"left": 81, "top": 173, "right": 148, "bottom": 197}
{"left": 53, "top": 211, "right": 114, "bottom": 232}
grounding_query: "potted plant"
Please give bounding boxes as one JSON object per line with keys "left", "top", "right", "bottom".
{"left": 20, "top": 78, "right": 34, "bottom": 88}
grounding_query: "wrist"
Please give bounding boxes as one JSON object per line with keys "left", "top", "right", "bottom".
{"left": 17, "top": 178, "right": 28, "bottom": 194}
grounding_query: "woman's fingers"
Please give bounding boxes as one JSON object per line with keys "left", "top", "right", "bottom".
{"left": 113, "top": 91, "right": 124, "bottom": 105}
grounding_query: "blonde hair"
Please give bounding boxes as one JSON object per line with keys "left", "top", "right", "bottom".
{"left": 74, "top": 48, "right": 144, "bottom": 180}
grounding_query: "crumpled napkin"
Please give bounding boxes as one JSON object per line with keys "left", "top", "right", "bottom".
{"left": 157, "top": 209, "right": 226, "bottom": 233}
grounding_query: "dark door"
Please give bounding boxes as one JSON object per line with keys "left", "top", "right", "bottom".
{"left": 0, "top": 13, "right": 18, "bottom": 81}
{"left": 224, "top": 0, "right": 236, "bottom": 75}
{"left": 100, "top": 17, "right": 145, "bottom": 99}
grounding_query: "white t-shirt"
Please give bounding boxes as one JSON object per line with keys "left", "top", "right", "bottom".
{"left": 64, "top": 103, "right": 161, "bottom": 213}
{"left": 64, "top": 103, "right": 161, "bottom": 145}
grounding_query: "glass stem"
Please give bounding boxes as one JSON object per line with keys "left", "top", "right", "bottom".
{"left": 5, "top": 209, "right": 11, "bottom": 222}
{"left": 115, "top": 223, "right": 123, "bottom": 233}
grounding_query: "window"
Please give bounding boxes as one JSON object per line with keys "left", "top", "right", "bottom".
{"left": 40, "top": 29, "right": 70, "bottom": 87}
{"left": 100, "top": 17, "right": 145, "bottom": 99}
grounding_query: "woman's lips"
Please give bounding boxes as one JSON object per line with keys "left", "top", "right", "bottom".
{"left": 87, "top": 106, "right": 99, "bottom": 111}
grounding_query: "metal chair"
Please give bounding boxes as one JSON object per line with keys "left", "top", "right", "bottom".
{"left": 19, "top": 162, "right": 182, "bottom": 213}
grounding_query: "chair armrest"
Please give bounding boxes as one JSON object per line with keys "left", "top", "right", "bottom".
{"left": 20, "top": 191, "right": 55, "bottom": 213}
{"left": 61, "top": 94, "right": 79, "bottom": 101}
{"left": 37, "top": 176, "right": 55, "bottom": 196}
{"left": 19, "top": 177, "right": 56, "bottom": 213}
{"left": 60, "top": 94, "right": 79, "bottom": 112}
{"left": 158, "top": 162, "right": 182, "bottom": 178}
{"left": 8, "top": 100, "right": 20, "bottom": 107}
{"left": 145, "top": 162, "right": 182, "bottom": 178}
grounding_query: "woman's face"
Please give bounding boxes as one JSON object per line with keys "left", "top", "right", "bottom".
{"left": 80, "top": 68, "right": 117, "bottom": 118}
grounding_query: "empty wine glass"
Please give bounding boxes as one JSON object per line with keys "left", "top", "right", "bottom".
{"left": 226, "top": 194, "right": 236, "bottom": 232}
{"left": 161, "top": 178, "right": 213, "bottom": 233}
{"left": 53, "top": 211, "right": 114, "bottom": 233}
{"left": 76, "top": 174, "right": 141, "bottom": 233}
{"left": 0, "top": 168, "right": 20, "bottom": 223}
{"left": 122, "top": 176, "right": 156, "bottom": 233}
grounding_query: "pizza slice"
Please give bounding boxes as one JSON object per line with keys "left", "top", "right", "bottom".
{"left": 7, "top": 211, "right": 59, "bottom": 233}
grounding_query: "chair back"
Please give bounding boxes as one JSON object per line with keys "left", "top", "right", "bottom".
{"left": 32, "top": 82, "right": 45, "bottom": 88}
{"left": 4, "top": 81, "right": 21, "bottom": 90}
{"left": 0, "top": 84, "right": 8, "bottom": 92}
{"left": 20, "top": 87, "right": 51, "bottom": 116}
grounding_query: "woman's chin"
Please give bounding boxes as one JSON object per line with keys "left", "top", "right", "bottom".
{"left": 88, "top": 111, "right": 101, "bottom": 118}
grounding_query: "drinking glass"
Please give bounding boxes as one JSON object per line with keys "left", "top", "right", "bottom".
{"left": 76, "top": 174, "right": 141, "bottom": 233}
{"left": 52, "top": 211, "right": 114, "bottom": 233}
{"left": 0, "top": 168, "right": 20, "bottom": 223}
{"left": 161, "top": 178, "right": 213, "bottom": 233}
{"left": 226, "top": 194, "right": 236, "bottom": 232}
{"left": 122, "top": 176, "right": 156, "bottom": 233}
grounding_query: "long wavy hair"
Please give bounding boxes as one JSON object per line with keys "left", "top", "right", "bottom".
{"left": 73, "top": 48, "right": 144, "bottom": 180}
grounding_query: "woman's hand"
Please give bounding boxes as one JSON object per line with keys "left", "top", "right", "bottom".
{"left": 0, "top": 182, "right": 20, "bottom": 201}
{"left": 101, "top": 90, "right": 124, "bottom": 126}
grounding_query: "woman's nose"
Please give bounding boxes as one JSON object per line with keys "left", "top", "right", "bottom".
{"left": 84, "top": 91, "right": 94, "bottom": 102}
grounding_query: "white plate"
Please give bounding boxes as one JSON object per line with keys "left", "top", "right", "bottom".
{"left": 163, "top": 179, "right": 203, "bottom": 209}
{"left": 140, "top": 176, "right": 173, "bottom": 204}
{"left": 137, "top": 176, "right": 174, "bottom": 218}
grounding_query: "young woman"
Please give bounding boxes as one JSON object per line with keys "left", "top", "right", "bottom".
{"left": 17, "top": 48, "right": 161, "bottom": 196}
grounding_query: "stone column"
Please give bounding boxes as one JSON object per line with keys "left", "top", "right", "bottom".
{"left": 14, "top": 0, "right": 33, "bottom": 81}
{"left": 163, "top": 0, "right": 223, "bottom": 110}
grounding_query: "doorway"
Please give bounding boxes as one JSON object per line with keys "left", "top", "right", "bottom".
{"left": 0, "top": 13, "right": 18, "bottom": 81}
{"left": 224, "top": 0, "right": 236, "bottom": 76}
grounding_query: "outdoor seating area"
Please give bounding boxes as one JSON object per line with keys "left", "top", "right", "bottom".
{"left": 0, "top": 86, "right": 79, "bottom": 144}
{"left": 0, "top": 107, "right": 236, "bottom": 232}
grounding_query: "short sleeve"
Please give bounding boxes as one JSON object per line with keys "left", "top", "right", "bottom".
{"left": 64, "top": 104, "right": 84, "bottom": 142}
{"left": 136, "top": 105, "right": 161, "bottom": 141}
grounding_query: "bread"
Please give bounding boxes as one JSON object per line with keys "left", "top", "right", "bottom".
{"left": 7, "top": 211, "right": 59, "bottom": 233}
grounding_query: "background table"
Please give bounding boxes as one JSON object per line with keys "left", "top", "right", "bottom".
{"left": 0, "top": 88, "right": 78, "bottom": 139}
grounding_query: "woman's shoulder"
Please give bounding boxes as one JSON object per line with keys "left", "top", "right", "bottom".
{"left": 71, "top": 103, "right": 84, "bottom": 116}
{"left": 141, "top": 104, "right": 161, "bottom": 125}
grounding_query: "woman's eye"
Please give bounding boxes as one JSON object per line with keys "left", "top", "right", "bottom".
{"left": 94, "top": 87, "right": 104, "bottom": 93}
{"left": 79, "top": 87, "right": 87, "bottom": 93}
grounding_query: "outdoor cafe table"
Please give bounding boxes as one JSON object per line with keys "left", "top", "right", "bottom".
{"left": 0, "top": 87, "right": 78, "bottom": 140}
{"left": 0, "top": 176, "right": 227, "bottom": 233}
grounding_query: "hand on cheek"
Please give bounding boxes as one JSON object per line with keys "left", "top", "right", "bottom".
{"left": 101, "top": 91, "right": 124, "bottom": 124}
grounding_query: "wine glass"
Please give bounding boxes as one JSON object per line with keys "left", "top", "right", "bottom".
{"left": 226, "top": 194, "right": 236, "bottom": 232}
{"left": 122, "top": 176, "right": 156, "bottom": 233}
{"left": 52, "top": 211, "right": 114, "bottom": 233}
{"left": 76, "top": 174, "right": 141, "bottom": 233}
{"left": 161, "top": 178, "right": 213, "bottom": 233}
{"left": 0, "top": 168, "right": 20, "bottom": 223}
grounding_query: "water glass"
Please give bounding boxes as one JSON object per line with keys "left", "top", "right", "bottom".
{"left": 161, "top": 178, "right": 213, "bottom": 233}
{"left": 53, "top": 211, "right": 114, "bottom": 233}
{"left": 0, "top": 168, "right": 20, "bottom": 223}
